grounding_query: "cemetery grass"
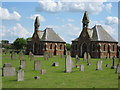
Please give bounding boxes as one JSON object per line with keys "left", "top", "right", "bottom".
{"left": 2, "top": 53, "right": 119, "bottom": 88}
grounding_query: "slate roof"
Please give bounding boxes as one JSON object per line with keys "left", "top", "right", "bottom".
{"left": 73, "top": 25, "right": 117, "bottom": 42}
{"left": 37, "top": 28, "right": 65, "bottom": 42}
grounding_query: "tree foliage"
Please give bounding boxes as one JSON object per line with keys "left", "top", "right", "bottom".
{"left": 66, "top": 43, "right": 71, "bottom": 51}
{"left": 13, "top": 38, "right": 27, "bottom": 50}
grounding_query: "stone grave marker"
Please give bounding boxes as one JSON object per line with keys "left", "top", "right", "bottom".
{"left": 116, "top": 63, "right": 120, "bottom": 74}
{"left": 111, "top": 56, "right": 116, "bottom": 69}
{"left": 80, "top": 65, "right": 84, "bottom": 71}
{"left": 87, "top": 53, "right": 91, "bottom": 65}
{"left": 106, "top": 64, "right": 110, "bottom": 67}
{"left": 52, "top": 62, "right": 59, "bottom": 66}
{"left": 83, "top": 52, "right": 87, "bottom": 61}
{"left": 96, "top": 61, "right": 103, "bottom": 70}
{"left": 11, "top": 52, "right": 16, "bottom": 60}
{"left": 2, "top": 63, "right": 16, "bottom": 76}
{"left": 107, "top": 53, "right": 110, "bottom": 59}
{"left": 34, "top": 60, "right": 41, "bottom": 70}
{"left": 17, "top": 69, "right": 24, "bottom": 81}
{"left": 30, "top": 54, "right": 34, "bottom": 61}
{"left": 44, "top": 52, "right": 49, "bottom": 60}
{"left": 20, "top": 60, "right": 26, "bottom": 69}
{"left": 19, "top": 51, "right": 24, "bottom": 60}
{"left": 75, "top": 55, "right": 80, "bottom": 63}
{"left": 41, "top": 69, "right": 47, "bottom": 75}
{"left": 65, "top": 51, "right": 72, "bottom": 73}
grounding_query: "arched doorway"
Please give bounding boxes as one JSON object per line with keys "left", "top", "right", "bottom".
{"left": 54, "top": 45, "right": 57, "bottom": 55}
{"left": 81, "top": 43, "right": 87, "bottom": 57}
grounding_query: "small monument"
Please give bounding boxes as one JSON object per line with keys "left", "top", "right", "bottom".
{"left": 83, "top": 52, "right": 87, "bottom": 61}
{"left": 96, "top": 61, "right": 103, "bottom": 70}
{"left": 80, "top": 65, "right": 84, "bottom": 71}
{"left": 20, "top": 60, "right": 26, "bottom": 69}
{"left": 75, "top": 55, "right": 80, "bottom": 63}
{"left": 41, "top": 69, "right": 47, "bottom": 75}
{"left": 17, "top": 69, "right": 24, "bottom": 81}
{"left": 34, "top": 60, "right": 41, "bottom": 70}
{"left": 87, "top": 53, "right": 91, "bottom": 65}
{"left": 111, "top": 56, "right": 116, "bottom": 69}
{"left": 116, "top": 63, "right": 120, "bottom": 74}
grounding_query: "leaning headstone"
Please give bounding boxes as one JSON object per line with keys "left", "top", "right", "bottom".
{"left": 83, "top": 52, "right": 87, "bottom": 61}
{"left": 87, "top": 53, "right": 91, "bottom": 65}
{"left": 41, "top": 69, "right": 47, "bottom": 75}
{"left": 52, "top": 62, "right": 59, "bottom": 66}
{"left": 11, "top": 52, "right": 16, "bottom": 60}
{"left": 2, "top": 63, "right": 16, "bottom": 76}
{"left": 34, "top": 60, "right": 41, "bottom": 70}
{"left": 111, "top": 56, "right": 116, "bottom": 69}
{"left": 116, "top": 63, "right": 120, "bottom": 73}
{"left": 80, "top": 65, "right": 84, "bottom": 71}
{"left": 65, "top": 51, "right": 72, "bottom": 73}
{"left": 30, "top": 54, "right": 34, "bottom": 61}
{"left": 19, "top": 51, "right": 24, "bottom": 60}
{"left": 44, "top": 52, "right": 49, "bottom": 60}
{"left": 20, "top": 60, "right": 26, "bottom": 69}
{"left": 75, "top": 55, "right": 80, "bottom": 63}
{"left": 17, "top": 69, "right": 24, "bottom": 81}
{"left": 96, "top": 61, "right": 103, "bottom": 70}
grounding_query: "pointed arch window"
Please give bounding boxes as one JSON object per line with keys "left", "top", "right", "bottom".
{"left": 112, "top": 45, "right": 114, "bottom": 51}
{"left": 50, "top": 44, "right": 52, "bottom": 49}
{"left": 104, "top": 44, "right": 106, "bottom": 51}
{"left": 60, "top": 45, "right": 62, "bottom": 50}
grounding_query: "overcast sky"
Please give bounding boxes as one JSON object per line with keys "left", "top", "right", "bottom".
{"left": 0, "top": 0, "right": 119, "bottom": 44}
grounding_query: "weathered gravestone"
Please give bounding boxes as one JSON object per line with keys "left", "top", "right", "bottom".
{"left": 65, "top": 51, "right": 72, "bottom": 73}
{"left": 17, "top": 69, "right": 24, "bottom": 81}
{"left": 96, "top": 61, "right": 102, "bottom": 70}
{"left": 2, "top": 63, "right": 16, "bottom": 76}
{"left": 106, "top": 53, "right": 110, "bottom": 59}
{"left": 30, "top": 54, "right": 34, "bottom": 61}
{"left": 34, "top": 60, "right": 41, "bottom": 70}
{"left": 80, "top": 65, "right": 84, "bottom": 71}
{"left": 111, "top": 56, "right": 116, "bottom": 69}
{"left": 116, "top": 63, "right": 120, "bottom": 74}
{"left": 41, "top": 69, "right": 47, "bottom": 75}
{"left": 19, "top": 51, "right": 24, "bottom": 60}
{"left": 11, "top": 52, "right": 16, "bottom": 60}
{"left": 52, "top": 62, "right": 59, "bottom": 66}
{"left": 44, "top": 52, "right": 49, "bottom": 60}
{"left": 48, "top": 52, "right": 53, "bottom": 58}
{"left": 20, "top": 60, "right": 26, "bottom": 69}
{"left": 75, "top": 55, "right": 80, "bottom": 63}
{"left": 83, "top": 52, "right": 87, "bottom": 61}
{"left": 87, "top": 53, "right": 91, "bottom": 65}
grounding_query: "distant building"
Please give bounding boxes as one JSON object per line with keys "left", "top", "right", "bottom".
{"left": 26, "top": 16, "right": 66, "bottom": 55}
{"left": 71, "top": 11, "right": 118, "bottom": 58}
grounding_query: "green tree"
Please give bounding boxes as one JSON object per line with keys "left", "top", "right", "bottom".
{"left": 13, "top": 38, "right": 27, "bottom": 50}
{"left": 66, "top": 43, "right": 71, "bottom": 51}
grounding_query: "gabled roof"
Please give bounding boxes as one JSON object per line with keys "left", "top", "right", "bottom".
{"left": 72, "top": 25, "right": 117, "bottom": 42}
{"left": 37, "top": 28, "right": 65, "bottom": 42}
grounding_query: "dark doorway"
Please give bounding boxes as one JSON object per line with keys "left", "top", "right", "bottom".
{"left": 34, "top": 42, "right": 38, "bottom": 55}
{"left": 82, "top": 43, "right": 87, "bottom": 57}
{"left": 54, "top": 45, "right": 57, "bottom": 55}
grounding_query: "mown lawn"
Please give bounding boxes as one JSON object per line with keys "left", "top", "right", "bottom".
{"left": 1, "top": 53, "right": 119, "bottom": 88}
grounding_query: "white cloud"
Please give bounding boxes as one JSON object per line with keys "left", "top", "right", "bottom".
{"left": 105, "top": 16, "right": 118, "bottom": 25}
{"left": 36, "top": 0, "right": 112, "bottom": 14}
{"left": 28, "top": 14, "right": 46, "bottom": 22}
{"left": 0, "top": 7, "right": 21, "bottom": 20}
{"left": 1, "top": 24, "right": 32, "bottom": 42}
{"left": 46, "top": 23, "right": 81, "bottom": 43}
{"left": 67, "top": 19, "right": 74, "bottom": 22}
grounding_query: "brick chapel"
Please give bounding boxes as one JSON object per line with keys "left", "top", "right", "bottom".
{"left": 26, "top": 16, "right": 66, "bottom": 55}
{"left": 71, "top": 11, "right": 118, "bottom": 58}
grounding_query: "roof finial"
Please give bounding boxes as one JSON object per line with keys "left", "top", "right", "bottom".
{"left": 82, "top": 11, "right": 89, "bottom": 28}
{"left": 34, "top": 16, "right": 40, "bottom": 31}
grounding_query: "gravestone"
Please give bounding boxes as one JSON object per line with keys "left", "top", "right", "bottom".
{"left": 17, "top": 69, "right": 24, "bottom": 81}
{"left": 44, "top": 52, "right": 49, "bottom": 60}
{"left": 80, "top": 65, "right": 84, "bottom": 71}
{"left": 52, "top": 62, "right": 59, "bottom": 66}
{"left": 30, "top": 54, "right": 34, "bottom": 61}
{"left": 11, "top": 52, "right": 16, "bottom": 60}
{"left": 48, "top": 52, "right": 53, "bottom": 58}
{"left": 20, "top": 60, "right": 26, "bottom": 69}
{"left": 116, "top": 63, "right": 120, "bottom": 73}
{"left": 83, "top": 52, "right": 87, "bottom": 61}
{"left": 65, "top": 51, "right": 72, "bottom": 73}
{"left": 19, "top": 51, "right": 24, "bottom": 60}
{"left": 75, "top": 55, "right": 80, "bottom": 63}
{"left": 41, "top": 69, "right": 47, "bottom": 75}
{"left": 87, "top": 53, "right": 91, "bottom": 65}
{"left": 111, "top": 56, "right": 116, "bottom": 69}
{"left": 2, "top": 63, "right": 16, "bottom": 76}
{"left": 34, "top": 60, "right": 41, "bottom": 70}
{"left": 106, "top": 64, "right": 110, "bottom": 67}
{"left": 107, "top": 53, "right": 110, "bottom": 59}
{"left": 96, "top": 61, "right": 102, "bottom": 70}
